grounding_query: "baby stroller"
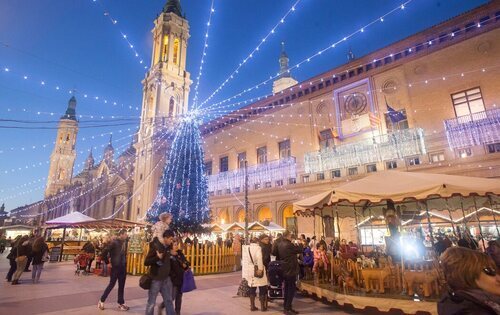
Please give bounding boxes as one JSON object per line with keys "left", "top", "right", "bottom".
{"left": 74, "top": 253, "right": 90, "bottom": 276}
{"left": 267, "top": 260, "right": 284, "bottom": 300}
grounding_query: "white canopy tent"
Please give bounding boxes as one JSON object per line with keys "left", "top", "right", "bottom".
{"left": 45, "top": 212, "right": 95, "bottom": 225}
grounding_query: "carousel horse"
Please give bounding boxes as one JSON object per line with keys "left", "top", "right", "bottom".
{"left": 403, "top": 269, "right": 439, "bottom": 297}
{"left": 361, "top": 265, "right": 393, "bottom": 294}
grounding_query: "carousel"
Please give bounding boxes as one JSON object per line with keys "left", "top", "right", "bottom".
{"left": 293, "top": 171, "right": 500, "bottom": 315}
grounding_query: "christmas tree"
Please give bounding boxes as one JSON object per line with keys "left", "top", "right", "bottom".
{"left": 147, "top": 119, "right": 211, "bottom": 233}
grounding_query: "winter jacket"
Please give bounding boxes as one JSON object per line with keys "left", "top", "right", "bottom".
{"left": 313, "top": 248, "right": 329, "bottom": 271}
{"left": 31, "top": 243, "right": 49, "bottom": 265}
{"left": 242, "top": 243, "right": 268, "bottom": 287}
{"left": 438, "top": 289, "right": 500, "bottom": 315}
{"left": 259, "top": 242, "right": 272, "bottom": 270}
{"left": 170, "top": 250, "right": 189, "bottom": 287}
{"left": 302, "top": 247, "right": 314, "bottom": 267}
{"left": 17, "top": 241, "right": 31, "bottom": 258}
{"left": 144, "top": 241, "right": 171, "bottom": 281}
{"left": 101, "top": 238, "right": 127, "bottom": 268}
{"left": 272, "top": 238, "right": 303, "bottom": 278}
{"left": 82, "top": 242, "right": 95, "bottom": 254}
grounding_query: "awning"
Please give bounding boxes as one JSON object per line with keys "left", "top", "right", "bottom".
{"left": 45, "top": 218, "right": 147, "bottom": 229}
{"left": 294, "top": 171, "right": 500, "bottom": 217}
{"left": 46, "top": 212, "right": 95, "bottom": 225}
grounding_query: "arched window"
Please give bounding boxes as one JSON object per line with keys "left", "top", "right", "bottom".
{"left": 173, "top": 38, "right": 180, "bottom": 65}
{"left": 162, "top": 35, "right": 169, "bottom": 61}
{"left": 236, "top": 208, "right": 245, "bottom": 222}
{"left": 168, "top": 97, "right": 175, "bottom": 117}
{"left": 257, "top": 206, "right": 272, "bottom": 222}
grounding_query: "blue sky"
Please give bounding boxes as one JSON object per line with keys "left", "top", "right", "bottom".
{"left": 0, "top": 0, "right": 489, "bottom": 210}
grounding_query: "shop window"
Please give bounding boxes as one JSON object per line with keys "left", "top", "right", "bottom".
{"left": 331, "top": 169, "right": 341, "bottom": 178}
{"left": 430, "top": 152, "right": 445, "bottom": 163}
{"left": 386, "top": 161, "right": 397, "bottom": 169}
{"left": 486, "top": 143, "right": 500, "bottom": 154}
{"left": 407, "top": 156, "right": 421, "bottom": 166}
{"left": 317, "top": 173, "right": 325, "bottom": 180}
{"left": 457, "top": 147, "right": 472, "bottom": 158}
{"left": 348, "top": 167, "right": 358, "bottom": 176}
{"left": 302, "top": 175, "right": 310, "bottom": 183}
{"left": 366, "top": 164, "right": 377, "bottom": 173}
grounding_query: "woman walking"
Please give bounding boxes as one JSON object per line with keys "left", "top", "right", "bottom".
{"left": 167, "top": 239, "right": 190, "bottom": 315}
{"left": 31, "top": 236, "right": 49, "bottom": 283}
{"left": 5, "top": 236, "right": 20, "bottom": 282}
{"left": 243, "top": 237, "right": 268, "bottom": 312}
{"left": 12, "top": 235, "right": 31, "bottom": 285}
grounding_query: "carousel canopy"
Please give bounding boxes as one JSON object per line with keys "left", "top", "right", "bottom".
{"left": 294, "top": 171, "right": 500, "bottom": 217}
{"left": 45, "top": 212, "right": 95, "bottom": 225}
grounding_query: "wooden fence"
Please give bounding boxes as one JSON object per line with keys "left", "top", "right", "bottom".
{"left": 126, "top": 242, "right": 237, "bottom": 276}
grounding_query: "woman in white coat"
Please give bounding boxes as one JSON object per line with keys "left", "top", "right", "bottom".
{"left": 242, "top": 237, "right": 269, "bottom": 311}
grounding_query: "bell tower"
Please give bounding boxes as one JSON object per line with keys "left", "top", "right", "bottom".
{"left": 273, "top": 42, "right": 298, "bottom": 94}
{"left": 45, "top": 96, "right": 79, "bottom": 197}
{"left": 132, "top": 0, "right": 191, "bottom": 221}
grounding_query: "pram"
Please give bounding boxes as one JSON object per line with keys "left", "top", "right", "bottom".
{"left": 267, "top": 260, "right": 284, "bottom": 299}
{"left": 74, "top": 253, "right": 91, "bottom": 276}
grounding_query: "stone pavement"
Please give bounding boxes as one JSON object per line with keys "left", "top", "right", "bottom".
{"left": 0, "top": 251, "right": 353, "bottom": 315}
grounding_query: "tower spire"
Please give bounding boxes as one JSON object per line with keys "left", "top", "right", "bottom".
{"left": 62, "top": 96, "right": 77, "bottom": 120}
{"left": 163, "top": 0, "right": 182, "bottom": 16}
{"left": 279, "top": 41, "right": 291, "bottom": 78}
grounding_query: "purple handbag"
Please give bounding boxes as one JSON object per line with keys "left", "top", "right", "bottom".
{"left": 181, "top": 269, "right": 196, "bottom": 293}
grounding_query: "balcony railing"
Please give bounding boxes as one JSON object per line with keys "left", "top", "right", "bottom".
{"left": 304, "top": 128, "right": 426, "bottom": 173}
{"left": 444, "top": 108, "right": 500, "bottom": 149}
{"left": 207, "top": 157, "right": 297, "bottom": 193}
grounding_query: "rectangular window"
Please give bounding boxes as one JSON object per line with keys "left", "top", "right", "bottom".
{"left": 216, "top": 190, "right": 222, "bottom": 196}
{"left": 331, "top": 169, "right": 341, "bottom": 178}
{"left": 430, "top": 152, "right": 445, "bottom": 163}
{"left": 386, "top": 161, "right": 398, "bottom": 169}
{"left": 451, "top": 87, "right": 485, "bottom": 118}
{"left": 302, "top": 175, "right": 310, "bottom": 183}
{"left": 366, "top": 164, "right": 377, "bottom": 173}
{"left": 257, "top": 146, "right": 267, "bottom": 164}
{"left": 348, "top": 167, "right": 358, "bottom": 176}
{"left": 219, "top": 156, "right": 229, "bottom": 173}
{"left": 487, "top": 143, "right": 500, "bottom": 154}
{"left": 316, "top": 173, "right": 325, "bottom": 180}
{"left": 204, "top": 161, "right": 212, "bottom": 176}
{"left": 254, "top": 183, "right": 261, "bottom": 190}
{"left": 225, "top": 189, "right": 231, "bottom": 194}
{"left": 237, "top": 152, "right": 246, "bottom": 169}
{"left": 288, "top": 178, "right": 296, "bottom": 185}
{"left": 407, "top": 156, "right": 421, "bottom": 166}
{"left": 457, "top": 147, "right": 472, "bottom": 158}
{"left": 276, "top": 180, "right": 283, "bottom": 187}
{"left": 278, "top": 140, "right": 291, "bottom": 159}
{"left": 319, "top": 129, "right": 335, "bottom": 149}
{"left": 384, "top": 109, "right": 409, "bottom": 132}
{"left": 265, "top": 182, "right": 272, "bottom": 188}
{"left": 234, "top": 187, "right": 241, "bottom": 193}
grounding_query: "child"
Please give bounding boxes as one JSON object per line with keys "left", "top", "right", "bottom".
{"left": 313, "top": 243, "right": 329, "bottom": 283}
{"left": 151, "top": 213, "right": 173, "bottom": 256}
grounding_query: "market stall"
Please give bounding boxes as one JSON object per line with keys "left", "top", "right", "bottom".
{"left": 0, "top": 225, "right": 35, "bottom": 239}
{"left": 293, "top": 171, "right": 500, "bottom": 314}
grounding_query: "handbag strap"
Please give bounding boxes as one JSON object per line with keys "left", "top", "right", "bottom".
{"left": 248, "top": 247, "right": 256, "bottom": 266}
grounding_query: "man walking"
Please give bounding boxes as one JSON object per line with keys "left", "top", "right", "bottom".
{"left": 273, "top": 230, "right": 303, "bottom": 315}
{"left": 144, "top": 229, "right": 176, "bottom": 315}
{"left": 98, "top": 229, "right": 129, "bottom": 311}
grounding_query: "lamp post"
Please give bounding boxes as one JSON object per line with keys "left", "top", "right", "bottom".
{"left": 244, "top": 160, "right": 249, "bottom": 245}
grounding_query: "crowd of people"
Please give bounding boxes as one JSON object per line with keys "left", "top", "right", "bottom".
{"left": 4, "top": 234, "right": 49, "bottom": 285}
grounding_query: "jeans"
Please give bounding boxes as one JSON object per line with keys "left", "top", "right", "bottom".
{"left": 173, "top": 285, "right": 183, "bottom": 314}
{"left": 6, "top": 258, "right": 16, "bottom": 281}
{"left": 100, "top": 265, "right": 126, "bottom": 305}
{"left": 248, "top": 285, "right": 267, "bottom": 298}
{"left": 283, "top": 275, "right": 297, "bottom": 311}
{"left": 101, "top": 263, "right": 108, "bottom": 276}
{"left": 13, "top": 258, "right": 28, "bottom": 281}
{"left": 25, "top": 256, "right": 32, "bottom": 271}
{"left": 32, "top": 263, "right": 44, "bottom": 282}
{"left": 146, "top": 277, "right": 175, "bottom": 315}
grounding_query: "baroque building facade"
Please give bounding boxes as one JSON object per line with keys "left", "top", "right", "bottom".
{"left": 8, "top": 2, "right": 500, "bottom": 242}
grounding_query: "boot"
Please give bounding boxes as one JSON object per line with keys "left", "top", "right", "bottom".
{"left": 250, "top": 296, "right": 258, "bottom": 311}
{"left": 260, "top": 296, "right": 268, "bottom": 312}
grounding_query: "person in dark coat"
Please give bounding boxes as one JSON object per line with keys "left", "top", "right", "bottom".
{"left": 30, "top": 236, "right": 49, "bottom": 283}
{"left": 5, "top": 236, "right": 20, "bottom": 282}
{"left": 82, "top": 240, "right": 96, "bottom": 272}
{"left": 24, "top": 234, "right": 35, "bottom": 272}
{"left": 144, "top": 230, "right": 176, "bottom": 315}
{"left": 272, "top": 231, "right": 303, "bottom": 315}
{"left": 12, "top": 235, "right": 31, "bottom": 285}
{"left": 98, "top": 229, "right": 129, "bottom": 311}
{"left": 259, "top": 234, "right": 271, "bottom": 271}
{"left": 169, "top": 240, "right": 190, "bottom": 315}
{"left": 486, "top": 240, "right": 500, "bottom": 269}
{"left": 438, "top": 247, "right": 500, "bottom": 315}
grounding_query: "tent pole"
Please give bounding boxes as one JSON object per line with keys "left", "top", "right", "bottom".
{"left": 487, "top": 195, "right": 500, "bottom": 237}
{"left": 336, "top": 210, "right": 340, "bottom": 243}
{"left": 369, "top": 207, "right": 375, "bottom": 251}
{"left": 445, "top": 198, "right": 458, "bottom": 238}
{"left": 472, "top": 196, "right": 486, "bottom": 250}
{"left": 353, "top": 205, "right": 361, "bottom": 252}
{"left": 424, "top": 201, "right": 435, "bottom": 245}
{"left": 321, "top": 208, "right": 325, "bottom": 238}
{"left": 59, "top": 227, "right": 66, "bottom": 262}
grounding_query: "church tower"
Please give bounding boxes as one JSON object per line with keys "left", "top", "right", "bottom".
{"left": 45, "top": 96, "right": 79, "bottom": 197}
{"left": 131, "top": 0, "right": 191, "bottom": 221}
{"left": 272, "top": 42, "right": 298, "bottom": 94}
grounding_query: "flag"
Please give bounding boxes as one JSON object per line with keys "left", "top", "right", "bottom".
{"left": 386, "top": 96, "right": 407, "bottom": 123}
{"left": 369, "top": 112, "right": 381, "bottom": 127}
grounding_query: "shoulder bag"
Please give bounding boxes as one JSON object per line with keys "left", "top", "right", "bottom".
{"left": 248, "top": 248, "right": 264, "bottom": 278}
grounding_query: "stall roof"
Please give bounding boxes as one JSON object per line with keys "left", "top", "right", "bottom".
{"left": 0, "top": 224, "right": 35, "bottom": 231}
{"left": 46, "top": 212, "right": 95, "bottom": 225}
{"left": 207, "top": 222, "right": 285, "bottom": 233}
{"left": 45, "top": 218, "right": 147, "bottom": 229}
{"left": 294, "top": 171, "right": 500, "bottom": 215}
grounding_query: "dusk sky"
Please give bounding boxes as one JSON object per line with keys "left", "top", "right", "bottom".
{"left": 0, "top": 0, "right": 489, "bottom": 210}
